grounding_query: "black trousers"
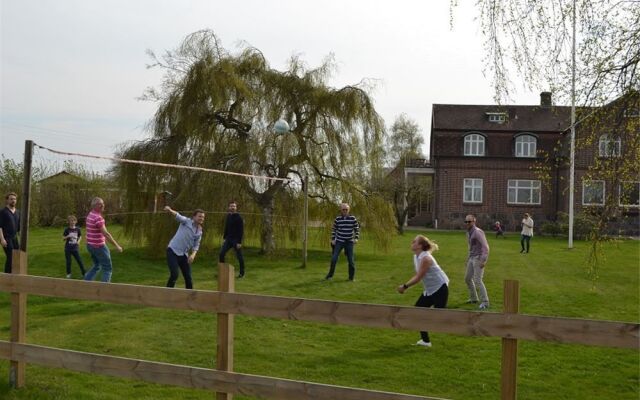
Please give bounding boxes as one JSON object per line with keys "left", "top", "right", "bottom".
{"left": 65, "top": 247, "right": 86, "bottom": 275}
{"left": 414, "top": 283, "right": 449, "bottom": 343}
{"left": 3, "top": 237, "right": 19, "bottom": 273}
{"left": 166, "top": 248, "right": 193, "bottom": 289}
{"left": 219, "top": 240, "right": 245, "bottom": 276}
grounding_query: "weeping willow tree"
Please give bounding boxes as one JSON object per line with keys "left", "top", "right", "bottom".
{"left": 116, "top": 30, "right": 394, "bottom": 254}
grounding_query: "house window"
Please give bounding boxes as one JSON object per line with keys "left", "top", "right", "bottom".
{"left": 619, "top": 181, "right": 640, "bottom": 207}
{"left": 515, "top": 135, "right": 537, "bottom": 157}
{"left": 598, "top": 135, "right": 621, "bottom": 157}
{"left": 507, "top": 179, "right": 541, "bottom": 205}
{"left": 463, "top": 178, "right": 483, "bottom": 203}
{"left": 464, "top": 134, "right": 485, "bottom": 156}
{"left": 582, "top": 181, "right": 605, "bottom": 205}
{"left": 486, "top": 112, "right": 507, "bottom": 123}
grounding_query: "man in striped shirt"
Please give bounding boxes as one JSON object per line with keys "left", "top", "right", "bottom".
{"left": 83, "top": 197, "right": 123, "bottom": 283}
{"left": 325, "top": 203, "right": 360, "bottom": 281}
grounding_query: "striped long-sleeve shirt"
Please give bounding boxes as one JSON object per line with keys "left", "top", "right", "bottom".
{"left": 331, "top": 215, "right": 360, "bottom": 243}
{"left": 85, "top": 210, "right": 106, "bottom": 248}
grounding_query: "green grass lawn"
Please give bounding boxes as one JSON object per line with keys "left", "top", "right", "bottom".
{"left": 0, "top": 227, "right": 638, "bottom": 399}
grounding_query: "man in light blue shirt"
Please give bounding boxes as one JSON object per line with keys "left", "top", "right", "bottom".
{"left": 164, "top": 206, "right": 205, "bottom": 289}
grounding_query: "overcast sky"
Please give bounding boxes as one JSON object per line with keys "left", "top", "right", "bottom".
{"left": 1, "top": 0, "right": 544, "bottom": 166}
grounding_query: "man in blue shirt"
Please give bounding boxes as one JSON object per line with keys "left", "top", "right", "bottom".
{"left": 164, "top": 206, "right": 204, "bottom": 289}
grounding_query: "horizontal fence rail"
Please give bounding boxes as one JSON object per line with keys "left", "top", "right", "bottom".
{"left": 0, "top": 341, "right": 444, "bottom": 400}
{"left": 0, "top": 274, "right": 638, "bottom": 349}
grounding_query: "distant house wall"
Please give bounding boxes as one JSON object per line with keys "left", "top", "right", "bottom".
{"left": 430, "top": 92, "right": 639, "bottom": 235}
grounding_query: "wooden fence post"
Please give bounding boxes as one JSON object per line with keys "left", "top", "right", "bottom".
{"left": 9, "top": 250, "right": 27, "bottom": 388}
{"left": 10, "top": 139, "right": 33, "bottom": 389}
{"left": 501, "top": 280, "right": 520, "bottom": 400}
{"left": 217, "top": 263, "right": 235, "bottom": 400}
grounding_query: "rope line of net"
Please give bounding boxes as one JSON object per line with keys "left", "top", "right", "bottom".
{"left": 35, "top": 143, "right": 291, "bottom": 182}
{"left": 100, "top": 211, "right": 294, "bottom": 218}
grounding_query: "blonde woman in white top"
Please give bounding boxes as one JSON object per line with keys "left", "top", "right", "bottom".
{"left": 397, "top": 235, "right": 450, "bottom": 348}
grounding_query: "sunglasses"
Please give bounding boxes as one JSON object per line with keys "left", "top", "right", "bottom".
{"left": 464, "top": 220, "right": 473, "bottom": 223}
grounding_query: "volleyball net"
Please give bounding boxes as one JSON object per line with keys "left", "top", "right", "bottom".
{"left": 27, "top": 142, "right": 310, "bottom": 254}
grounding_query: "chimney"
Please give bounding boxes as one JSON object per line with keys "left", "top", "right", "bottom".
{"left": 540, "top": 91, "right": 552, "bottom": 107}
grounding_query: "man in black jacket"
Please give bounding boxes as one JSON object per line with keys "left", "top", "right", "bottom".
{"left": 219, "top": 201, "right": 245, "bottom": 278}
{"left": 0, "top": 192, "right": 20, "bottom": 273}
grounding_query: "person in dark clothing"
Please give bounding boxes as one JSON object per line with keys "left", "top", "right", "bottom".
{"left": 63, "top": 215, "right": 86, "bottom": 278}
{"left": 219, "top": 201, "right": 245, "bottom": 278}
{"left": 0, "top": 192, "right": 20, "bottom": 274}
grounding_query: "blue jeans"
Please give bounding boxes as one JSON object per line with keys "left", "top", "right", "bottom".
{"left": 326, "top": 240, "right": 355, "bottom": 280}
{"left": 84, "top": 244, "right": 113, "bottom": 283}
{"left": 166, "top": 248, "right": 193, "bottom": 289}
{"left": 520, "top": 235, "right": 532, "bottom": 252}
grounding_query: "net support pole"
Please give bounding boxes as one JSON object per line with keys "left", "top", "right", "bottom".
{"left": 302, "top": 174, "right": 309, "bottom": 268}
{"left": 568, "top": 0, "right": 576, "bottom": 249}
{"left": 19, "top": 140, "right": 33, "bottom": 252}
{"left": 10, "top": 140, "right": 32, "bottom": 388}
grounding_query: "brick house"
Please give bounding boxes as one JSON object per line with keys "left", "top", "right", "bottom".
{"left": 428, "top": 91, "right": 639, "bottom": 233}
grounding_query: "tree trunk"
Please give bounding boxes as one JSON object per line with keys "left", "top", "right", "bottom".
{"left": 259, "top": 196, "right": 276, "bottom": 254}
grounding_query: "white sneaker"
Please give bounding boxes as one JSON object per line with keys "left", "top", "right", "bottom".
{"left": 479, "top": 302, "right": 490, "bottom": 310}
{"left": 416, "top": 339, "right": 432, "bottom": 347}
{"left": 66, "top": 274, "right": 72, "bottom": 279}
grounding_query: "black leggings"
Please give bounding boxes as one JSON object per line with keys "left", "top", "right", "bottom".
{"left": 415, "top": 284, "right": 449, "bottom": 343}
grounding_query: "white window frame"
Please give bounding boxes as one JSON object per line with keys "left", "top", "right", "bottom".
{"left": 507, "top": 179, "right": 542, "bottom": 205}
{"left": 582, "top": 180, "right": 605, "bottom": 206}
{"left": 486, "top": 112, "right": 507, "bottom": 123}
{"left": 463, "top": 178, "right": 483, "bottom": 203}
{"left": 464, "top": 133, "right": 485, "bottom": 156}
{"left": 515, "top": 134, "right": 537, "bottom": 158}
{"left": 619, "top": 181, "right": 640, "bottom": 207}
{"left": 598, "top": 135, "right": 621, "bottom": 157}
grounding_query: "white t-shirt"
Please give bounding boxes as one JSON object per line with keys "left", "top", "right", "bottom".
{"left": 521, "top": 217, "right": 534, "bottom": 236}
{"left": 414, "top": 251, "right": 449, "bottom": 296}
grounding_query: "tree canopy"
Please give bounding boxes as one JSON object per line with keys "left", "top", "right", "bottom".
{"left": 116, "top": 30, "right": 395, "bottom": 254}
{"left": 386, "top": 113, "right": 424, "bottom": 164}
{"left": 458, "top": 0, "right": 639, "bottom": 105}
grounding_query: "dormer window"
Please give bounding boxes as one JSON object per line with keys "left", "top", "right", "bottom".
{"left": 464, "top": 133, "right": 485, "bottom": 156}
{"left": 486, "top": 112, "right": 507, "bottom": 123}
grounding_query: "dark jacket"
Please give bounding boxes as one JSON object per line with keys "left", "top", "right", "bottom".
{"left": 0, "top": 207, "right": 20, "bottom": 239}
{"left": 223, "top": 213, "right": 244, "bottom": 244}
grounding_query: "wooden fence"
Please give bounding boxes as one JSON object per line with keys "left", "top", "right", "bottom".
{"left": 1, "top": 251, "right": 638, "bottom": 399}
